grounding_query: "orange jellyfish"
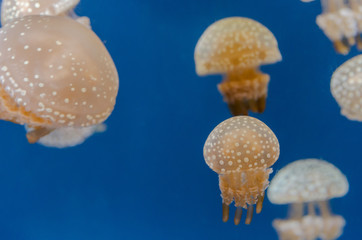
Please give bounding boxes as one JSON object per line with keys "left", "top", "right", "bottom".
{"left": 194, "top": 17, "right": 282, "bottom": 116}
{"left": 267, "top": 159, "right": 349, "bottom": 240}
{"left": 331, "top": 54, "right": 362, "bottom": 121}
{"left": 0, "top": 15, "right": 119, "bottom": 147}
{"left": 1, "top": 0, "right": 90, "bottom": 27}
{"left": 203, "top": 116, "right": 280, "bottom": 225}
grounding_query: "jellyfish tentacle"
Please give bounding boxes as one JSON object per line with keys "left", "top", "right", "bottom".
{"left": 318, "top": 200, "right": 331, "bottom": 217}
{"left": 222, "top": 203, "right": 230, "bottom": 222}
{"left": 234, "top": 207, "right": 243, "bottom": 225}
{"left": 218, "top": 68, "right": 270, "bottom": 116}
{"left": 288, "top": 202, "right": 304, "bottom": 219}
{"left": 256, "top": 194, "right": 264, "bottom": 214}
{"left": 308, "top": 202, "right": 316, "bottom": 216}
{"left": 245, "top": 204, "right": 254, "bottom": 225}
{"left": 26, "top": 127, "right": 54, "bottom": 143}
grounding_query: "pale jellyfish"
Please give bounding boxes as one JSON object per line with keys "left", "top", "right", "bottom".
{"left": 302, "top": 0, "right": 358, "bottom": 54}
{"left": 203, "top": 116, "right": 280, "bottom": 225}
{"left": 267, "top": 159, "right": 349, "bottom": 240}
{"left": 331, "top": 54, "right": 362, "bottom": 121}
{"left": 0, "top": 15, "right": 119, "bottom": 147}
{"left": 1, "top": 0, "right": 90, "bottom": 27}
{"left": 194, "top": 17, "right": 282, "bottom": 116}
{"left": 350, "top": 0, "right": 362, "bottom": 49}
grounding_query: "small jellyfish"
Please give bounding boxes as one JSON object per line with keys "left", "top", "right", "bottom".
{"left": 331, "top": 54, "right": 362, "bottom": 121}
{"left": 1, "top": 0, "right": 90, "bottom": 27}
{"left": 203, "top": 116, "right": 280, "bottom": 225}
{"left": 267, "top": 159, "right": 349, "bottom": 240}
{"left": 303, "top": 0, "right": 362, "bottom": 54}
{"left": 315, "top": 0, "right": 357, "bottom": 54}
{"left": 350, "top": 0, "right": 362, "bottom": 49}
{"left": 0, "top": 15, "right": 119, "bottom": 146}
{"left": 194, "top": 17, "right": 282, "bottom": 116}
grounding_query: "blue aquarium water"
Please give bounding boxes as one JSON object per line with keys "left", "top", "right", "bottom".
{"left": 0, "top": 0, "right": 359, "bottom": 239}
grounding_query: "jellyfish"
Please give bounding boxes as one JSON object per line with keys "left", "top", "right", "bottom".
{"left": 0, "top": 15, "right": 119, "bottom": 147}
{"left": 203, "top": 116, "right": 280, "bottom": 225}
{"left": 315, "top": 0, "right": 358, "bottom": 54}
{"left": 302, "top": 0, "right": 361, "bottom": 54}
{"left": 194, "top": 17, "right": 282, "bottom": 116}
{"left": 1, "top": 0, "right": 90, "bottom": 27}
{"left": 330, "top": 54, "right": 362, "bottom": 121}
{"left": 267, "top": 159, "right": 349, "bottom": 240}
{"left": 350, "top": 0, "right": 362, "bottom": 49}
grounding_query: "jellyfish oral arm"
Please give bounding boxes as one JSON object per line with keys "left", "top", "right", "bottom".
{"left": 218, "top": 68, "right": 269, "bottom": 115}
{"left": 219, "top": 167, "right": 272, "bottom": 208}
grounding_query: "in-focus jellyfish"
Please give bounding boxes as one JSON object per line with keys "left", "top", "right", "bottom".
{"left": 267, "top": 159, "right": 349, "bottom": 240}
{"left": 203, "top": 116, "right": 280, "bottom": 225}
{"left": 1, "top": 0, "right": 90, "bottom": 27}
{"left": 331, "top": 54, "right": 362, "bottom": 121}
{"left": 194, "top": 17, "right": 282, "bottom": 116}
{"left": 0, "top": 15, "right": 119, "bottom": 147}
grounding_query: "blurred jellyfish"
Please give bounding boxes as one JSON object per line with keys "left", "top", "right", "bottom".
{"left": 316, "top": 0, "right": 357, "bottom": 54}
{"left": 267, "top": 159, "right": 349, "bottom": 240}
{"left": 203, "top": 116, "right": 280, "bottom": 225}
{"left": 350, "top": 0, "right": 362, "bottom": 49}
{"left": 194, "top": 17, "right": 282, "bottom": 116}
{"left": 0, "top": 15, "right": 119, "bottom": 147}
{"left": 302, "top": 0, "right": 362, "bottom": 54}
{"left": 331, "top": 54, "right": 362, "bottom": 121}
{"left": 1, "top": 0, "right": 90, "bottom": 27}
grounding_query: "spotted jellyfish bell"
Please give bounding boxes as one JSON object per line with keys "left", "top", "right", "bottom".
{"left": 195, "top": 17, "right": 282, "bottom": 116}
{"left": 267, "top": 159, "right": 349, "bottom": 240}
{"left": 331, "top": 54, "right": 362, "bottom": 121}
{"left": 0, "top": 15, "right": 119, "bottom": 147}
{"left": 203, "top": 116, "right": 280, "bottom": 225}
{"left": 1, "top": 0, "right": 90, "bottom": 28}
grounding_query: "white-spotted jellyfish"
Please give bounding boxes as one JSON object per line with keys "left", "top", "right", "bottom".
{"left": 267, "top": 159, "right": 349, "bottom": 240}
{"left": 0, "top": 15, "right": 119, "bottom": 147}
{"left": 331, "top": 54, "right": 362, "bottom": 121}
{"left": 1, "top": 0, "right": 90, "bottom": 27}
{"left": 203, "top": 116, "right": 280, "bottom": 225}
{"left": 194, "top": 17, "right": 282, "bottom": 116}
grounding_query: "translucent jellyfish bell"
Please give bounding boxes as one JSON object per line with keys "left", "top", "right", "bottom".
{"left": 267, "top": 159, "right": 349, "bottom": 240}
{"left": 331, "top": 54, "right": 362, "bottom": 121}
{"left": 194, "top": 17, "right": 282, "bottom": 116}
{"left": 1, "top": 0, "right": 90, "bottom": 27}
{"left": 0, "top": 15, "right": 119, "bottom": 147}
{"left": 203, "top": 116, "right": 280, "bottom": 225}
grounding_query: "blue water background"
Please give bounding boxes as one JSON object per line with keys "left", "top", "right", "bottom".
{"left": 0, "top": 0, "right": 358, "bottom": 239}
